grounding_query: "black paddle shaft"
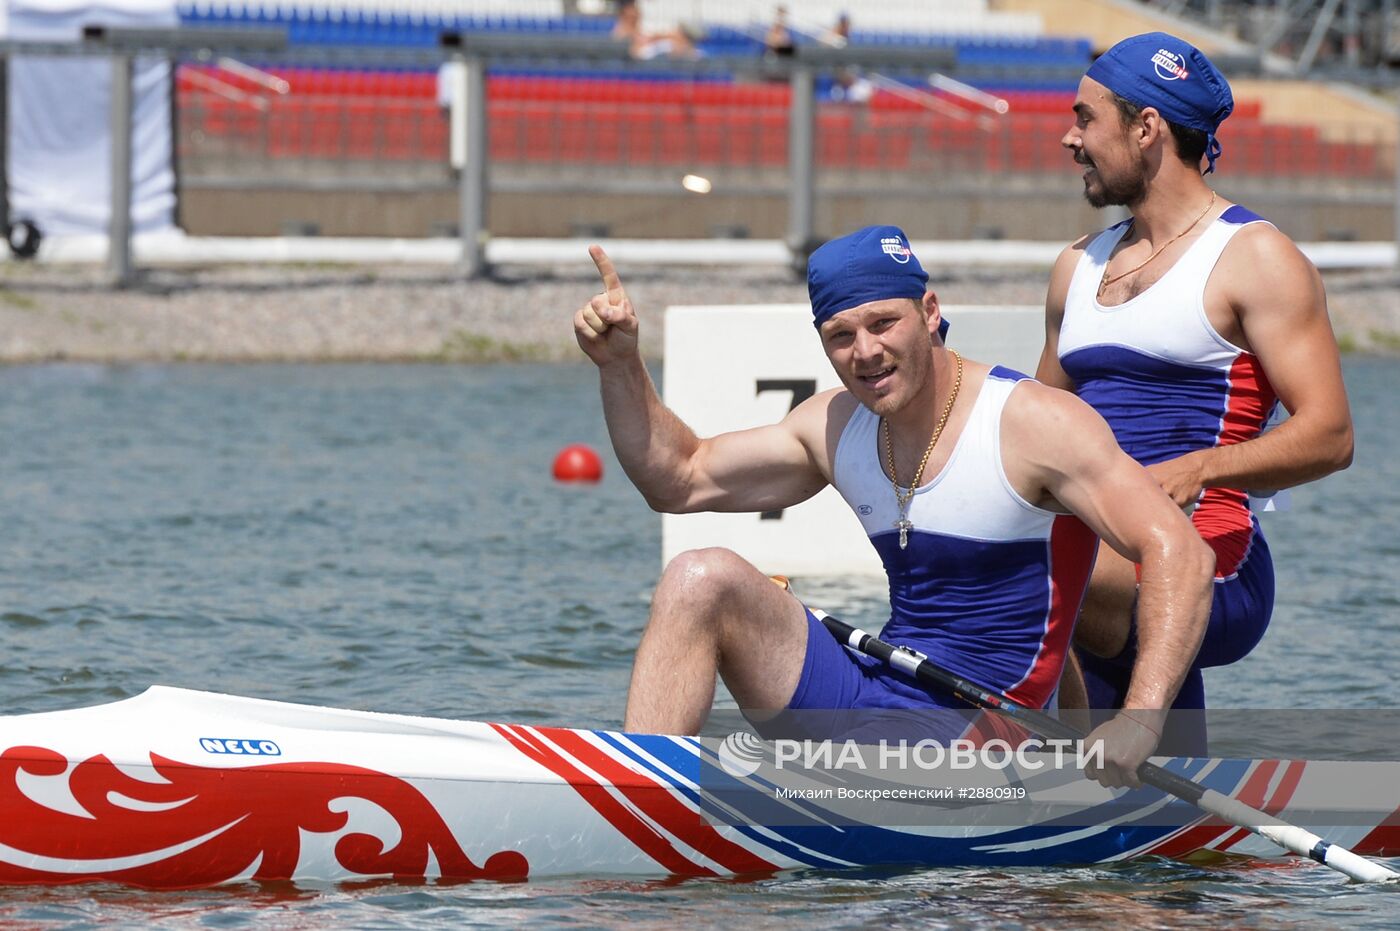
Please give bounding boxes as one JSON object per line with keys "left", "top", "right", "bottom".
{"left": 816, "top": 613, "right": 1207, "bottom": 805}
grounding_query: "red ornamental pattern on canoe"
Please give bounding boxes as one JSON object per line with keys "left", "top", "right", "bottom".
{"left": 0, "top": 746, "right": 529, "bottom": 887}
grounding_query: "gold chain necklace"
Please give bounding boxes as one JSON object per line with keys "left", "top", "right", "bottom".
{"left": 883, "top": 348, "right": 963, "bottom": 550}
{"left": 1099, "top": 191, "right": 1216, "bottom": 293}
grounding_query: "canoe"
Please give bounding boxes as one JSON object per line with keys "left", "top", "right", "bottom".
{"left": 0, "top": 686, "right": 1394, "bottom": 887}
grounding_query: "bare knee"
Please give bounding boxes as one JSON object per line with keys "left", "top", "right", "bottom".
{"left": 648, "top": 548, "right": 782, "bottom": 654}
{"left": 655, "top": 547, "right": 760, "bottom": 614}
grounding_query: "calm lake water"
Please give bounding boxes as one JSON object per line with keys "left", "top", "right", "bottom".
{"left": 0, "top": 358, "right": 1395, "bottom": 928}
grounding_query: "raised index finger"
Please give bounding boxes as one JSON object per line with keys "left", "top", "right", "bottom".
{"left": 590, "top": 245, "right": 625, "bottom": 302}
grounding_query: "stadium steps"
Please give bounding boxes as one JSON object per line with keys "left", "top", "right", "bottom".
{"left": 992, "top": 0, "right": 1397, "bottom": 144}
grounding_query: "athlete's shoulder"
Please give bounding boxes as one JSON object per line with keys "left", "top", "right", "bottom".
{"left": 786, "top": 385, "right": 860, "bottom": 454}
{"left": 1055, "top": 229, "right": 1101, "bottom": 266}
{"left": 986, "top": 365, "right": 1036, "bottom": 384}
{"left": 1050, "top": 239, "right": 1085, "bottom": 277}
{"left": 1078, "top": 217, "right": 1131, "bottom": 244}
{"left": 1215, "top": 202, "right": 1293, "bottom": 256}
{"left": 1048, "top": 232, "right": 1097, "bottom": 314}
{"left": 1217, "top": 203, "right": 1273, "bottom": 228}
{"left": 1000, "top": 376, "right": 1118, "bottom": 474}
{"left": 1052, "top": 223, "right": 1119, "bottom": 284}
{"left": 804, "top": 384, "right": 855, "bottom": 411}
{"left": 788, "top": 385, "right": 856, "bottom": 426}
{"left": 1000, "top": 374, "right": 1100, "bottom": 428}
{"left": 1218, "top": 207, "right": 1317, "bottom": 288}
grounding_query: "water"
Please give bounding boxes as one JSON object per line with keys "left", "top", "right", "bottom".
{"left": 0, "top": 358, "right": 1395, "bottom": 928}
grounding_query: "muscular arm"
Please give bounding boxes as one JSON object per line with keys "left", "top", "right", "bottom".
{"left": 599, "top": 357, "right": 833, "bottom": 513}
{"left": 1005, "top": 383, "right": 1215, "bottom": 783}
{"left": 576, "top": 246, "right": 831, "bottom": 514}
{"left": 1158, "top": 226, "right": 1353, "bottom": 504}
{"left": 1035, "top": 240, "right": 1087, "bottom": 392}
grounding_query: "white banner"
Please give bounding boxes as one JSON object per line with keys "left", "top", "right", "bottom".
{"left": 5, "top": 0, "right": 178, "bottom": 237}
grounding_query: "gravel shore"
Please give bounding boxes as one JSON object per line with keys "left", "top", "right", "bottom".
{"left": 0, "top": 261, "right": 1397, "bottom": 362}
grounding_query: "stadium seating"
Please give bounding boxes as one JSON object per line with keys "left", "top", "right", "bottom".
{"left": 173, "top": 3, "right": 1383, "bottom": 182}
{"left": 175, "top": 2, "right": 1083, "bottom": 68}
{"left": 636, "top": 0, "right": 1043, "bottom": 37}
{"left": 179, "top": 61, "right": 1373, "bottom": 180}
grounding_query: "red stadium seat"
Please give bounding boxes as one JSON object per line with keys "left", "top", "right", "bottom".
{"left": 179, "top": 66, "right": 1383, "bottom": 183}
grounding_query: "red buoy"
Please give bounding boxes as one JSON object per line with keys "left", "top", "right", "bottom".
{"left": 552, "top": 444, "right": 603, "bottom": 483}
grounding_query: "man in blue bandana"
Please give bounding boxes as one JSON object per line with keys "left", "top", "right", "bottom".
{"left": 576, "top": 226, "right": 1216, "bottom": 786}
{"left": 1037, "top": 33, "right": 1354, "bottom": 752}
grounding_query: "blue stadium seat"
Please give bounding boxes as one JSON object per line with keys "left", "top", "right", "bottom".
{"left": 173, "top": 2, "right": 1087, "bottom": 95}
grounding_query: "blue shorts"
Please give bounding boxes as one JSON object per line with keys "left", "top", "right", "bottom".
{"left": 750, "top": 609, "right": 984, "bottom": 745}
{"left": 1078, "top": 525, "right": 1275, "bottom": 754}
{"left": 786, "top": 608, "right": 963, "bottom": 712}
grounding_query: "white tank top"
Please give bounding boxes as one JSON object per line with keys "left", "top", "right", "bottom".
{"left": 1059, "top": 206, "right": 1272, "bottom": 390}
{"left": 829, "top": 367, "right": 1097, "bottom": 708}
{"left": 1057, "top": 205, "right": 1279, "bottom": 576}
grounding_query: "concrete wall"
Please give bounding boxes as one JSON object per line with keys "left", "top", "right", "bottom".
{"left": 180, "top": 183, "right": 1394, "bottom": 242}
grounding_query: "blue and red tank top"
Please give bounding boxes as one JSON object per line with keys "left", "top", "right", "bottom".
{"left": 831, "top": 368, "right": 1098, "bottom": 710}
{"left": 1058, "top": 205, "right": 1278, "bottom": 578}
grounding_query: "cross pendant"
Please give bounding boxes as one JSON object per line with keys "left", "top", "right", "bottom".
{"left": 895, "top": 517, "right": 913, "bottom": 550}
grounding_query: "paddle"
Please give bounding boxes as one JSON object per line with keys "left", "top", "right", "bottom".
{"left": 813, "top": 609, "right": 1400, "bottom": 884}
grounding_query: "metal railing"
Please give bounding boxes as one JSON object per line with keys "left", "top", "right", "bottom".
{"left": 3, "top": 26, "right": 1400, "bottom": 282}
{"left": 2, "top": 28, "right": 961, "bottom": 281}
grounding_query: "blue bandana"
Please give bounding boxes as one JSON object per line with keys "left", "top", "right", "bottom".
{"left": 1085, "top": 32, "right": 1234, "bottom": 174}
{"left": 807, "top": 225, "right": 947, "bottom": 337}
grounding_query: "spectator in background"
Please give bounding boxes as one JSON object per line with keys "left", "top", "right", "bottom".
{"left": 765, "top": 5, "right": 795, "bottom": 58}
{"left": 613, "top": 0, "right": 698, "bottom": 60}
{"left": 823, "top": 12, "right": 851, "bottom": 48}
{"left": 831, "top": 68, "right": 874, "bottom": 104}
{"left": 823, "top": 13, "right": 870, "bottom": 103}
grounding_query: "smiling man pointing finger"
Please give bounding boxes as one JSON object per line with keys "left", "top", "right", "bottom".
{"left": 577, "top": 228, "right": 1215, "bottom": 787}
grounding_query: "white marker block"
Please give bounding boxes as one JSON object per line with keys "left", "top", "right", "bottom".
{"left": 662, "top": 304, "right": 1044, "bottom": 577}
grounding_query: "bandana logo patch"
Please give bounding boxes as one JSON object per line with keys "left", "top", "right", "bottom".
{"left": 880, "top": 237, "right": 912, "bottom": 264}
{"left": 1152, "top": 49, "right": 1189, "bottom": 81}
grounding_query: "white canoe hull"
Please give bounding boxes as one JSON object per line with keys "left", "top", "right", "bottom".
{"left": 0, "top": 687, "right": 1394, "bottom": 887}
